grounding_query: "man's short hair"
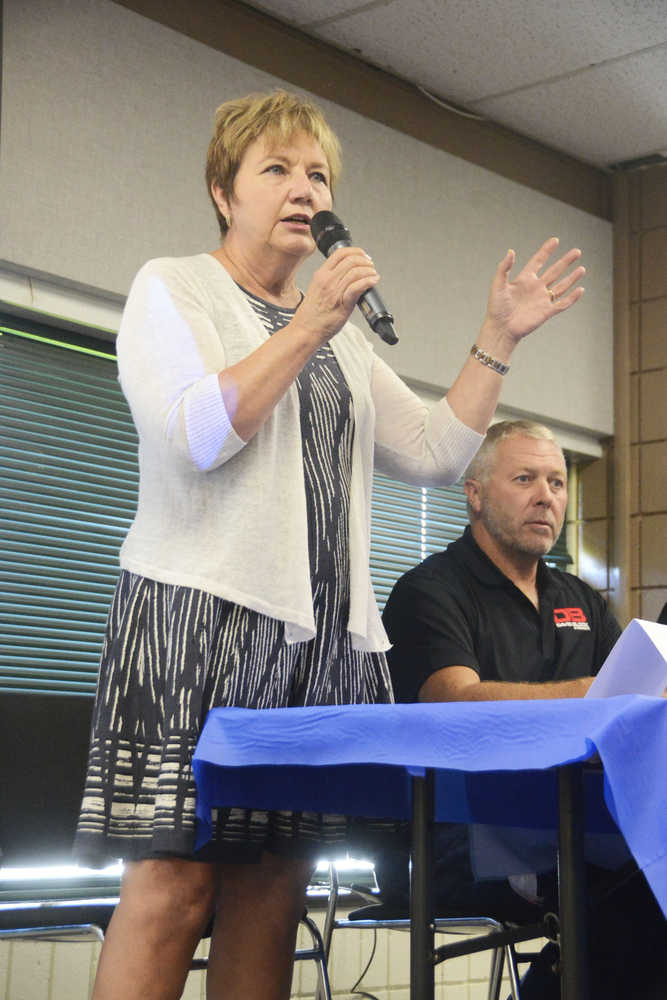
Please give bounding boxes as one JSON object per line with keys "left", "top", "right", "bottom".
{"left": 465, "top": 420, "right": 560, "bottom": 485}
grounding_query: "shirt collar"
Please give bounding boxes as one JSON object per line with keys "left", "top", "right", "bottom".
{"left": 456, "top": 525, "right": 560, "bottom": 598}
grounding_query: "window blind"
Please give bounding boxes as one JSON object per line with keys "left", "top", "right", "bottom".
{"left": 370, "top": 474, "right": 469, "bottom": 610}
{"left": 1, "top": 320, "right": 571, "bottom": 696}
{"left": 0, "top": 324, "right": 138, "bottom": 696}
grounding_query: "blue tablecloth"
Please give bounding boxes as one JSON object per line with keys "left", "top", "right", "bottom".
{"left": 193, "top": 695, "right": 667, "bottom": 915}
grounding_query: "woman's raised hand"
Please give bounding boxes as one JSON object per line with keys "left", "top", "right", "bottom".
{"left": 294, "top": 246, "right": 380, "bottom": 343}
{"left": 483, "top": 237, "right": 585, "bottom": 346}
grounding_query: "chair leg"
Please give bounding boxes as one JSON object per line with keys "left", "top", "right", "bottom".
{"left": 487, "top": 946, "right": 505, "bottom": 1000}
{"left": 504, "top": 943, "right": 522, "bottom": 1000}
{"left": 299, "top": 912, "right": 332, "bottom": 1000}
{"left": 319, "top": 863, "right": 338, "bottom": 965}
{"left": 314, "top": 863, "right": 339, "bottom": 1000}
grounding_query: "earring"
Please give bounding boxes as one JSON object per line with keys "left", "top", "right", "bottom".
{"left": 223, "top": 214, "right": 230, "bottom": 229}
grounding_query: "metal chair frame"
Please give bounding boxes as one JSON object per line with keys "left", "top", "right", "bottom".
{"left": 0, "top": 898, "right": 117, "bottom": 945}
{"left": 319, "top": 863, "right": 554, "bottom": 1000}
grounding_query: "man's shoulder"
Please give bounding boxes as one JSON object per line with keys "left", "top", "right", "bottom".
{"left": 544, "top": 566, "right": 622, "bottom": 656}
{"left": 392, "top": 541, "right": 468, "bottom": 593}
{"left": 383, "top": 540, "right": 477, "bottom": 626}
{"left": 547, "top": 566, "right": 608, "bottom": 605}
{"left": 546, "top": 566, "right": 620, "bottom": 632}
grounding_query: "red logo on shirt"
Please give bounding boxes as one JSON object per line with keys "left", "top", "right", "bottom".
{"left": 554, "top": 607, "right": 590, "bottom": 631}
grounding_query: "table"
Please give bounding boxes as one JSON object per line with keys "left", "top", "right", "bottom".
{"left": 193, "top": 696, "right": 667, "bottom": 998}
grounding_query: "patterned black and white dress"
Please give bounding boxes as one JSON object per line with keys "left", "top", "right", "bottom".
{"left": 74, "top": 289, "right": 393, "bottom": 865}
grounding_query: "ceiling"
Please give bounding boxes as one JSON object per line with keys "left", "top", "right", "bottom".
{"left": 242, "top": 0, "right": 667, "bottom": 170}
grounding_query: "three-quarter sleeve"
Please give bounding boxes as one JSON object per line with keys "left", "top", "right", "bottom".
{"left": 370, "top": 355, "right": 483, "bottom": 486}
{"left": 116, "top": 258, "right": 245, "bottom": 471}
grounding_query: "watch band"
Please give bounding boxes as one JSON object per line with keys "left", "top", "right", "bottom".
{"left": 470, "top": 343, "right": 510, "bottom": 376}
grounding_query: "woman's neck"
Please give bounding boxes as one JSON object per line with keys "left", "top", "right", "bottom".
{"left": 210, "top": 243, "right": 302, "bottom": 309}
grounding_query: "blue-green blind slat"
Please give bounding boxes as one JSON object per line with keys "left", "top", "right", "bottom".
{"left": 0, "top": 328, "right": 139, "bottom": 695}
{"left": 370, "top": 474, "right": 470, "bottom": 609}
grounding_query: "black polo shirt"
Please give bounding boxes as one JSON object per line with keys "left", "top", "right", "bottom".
{"left": 383, "top": 526, "right": 621, "bottom": 703}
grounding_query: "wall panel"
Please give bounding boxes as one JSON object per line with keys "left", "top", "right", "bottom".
{"left": 1, "top": 0, "right": 613, "bottom": 435}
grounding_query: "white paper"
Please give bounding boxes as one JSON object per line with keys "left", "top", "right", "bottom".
{"left": 586, "top": 619, "right": 667, "bottom": 698}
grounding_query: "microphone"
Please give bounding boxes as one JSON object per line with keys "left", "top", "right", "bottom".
{"left": 310, "top": 211, "right": 398, "bottom": 345}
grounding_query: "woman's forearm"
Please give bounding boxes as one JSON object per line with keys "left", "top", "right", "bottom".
{"left": 217, "top": 316, "right": 320, "bottom": 442}
{"left": 444, "top": 318, "right": 517, "bottom": 434}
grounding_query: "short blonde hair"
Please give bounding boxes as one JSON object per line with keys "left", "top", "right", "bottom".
{"left": 466, "top": 419, "right": 560, "bottom": 481}
{"left": 205, "top": 90, "right": 342, "bottom": 238}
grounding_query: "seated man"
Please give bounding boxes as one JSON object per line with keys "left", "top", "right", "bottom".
{"left": 379, "top": 419, "right": 666, "bottom": 999}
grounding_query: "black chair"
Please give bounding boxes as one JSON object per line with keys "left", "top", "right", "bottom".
{"left": 0, "top": 693, "right": 118, "bottom": 940}
{"left": 0, "top": 692, "right": 332, "bottom": 998}
{"left": 319, "top": 862, "right": 556, "bottom": 1000}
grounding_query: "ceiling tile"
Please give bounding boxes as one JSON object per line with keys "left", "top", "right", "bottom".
{"left": 473, "top": 48, "right": 667, "bottom": 166}
{"left": 297, "top": 0, "right": 667, "bottom": 101}
{"left": 243, "top": 0, "right": 667, "bottom": 166}
{"left": 242, "top": 0, "right": 388, "bottom": 28}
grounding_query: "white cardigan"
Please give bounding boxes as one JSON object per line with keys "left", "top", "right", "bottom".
{"left": 116, "top": 254, "right": 482, "bottom": 651}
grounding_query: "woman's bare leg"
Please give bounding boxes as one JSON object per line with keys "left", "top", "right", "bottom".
{"left": 92, "top": 858, "right": 219, "bottom": 1000}
{"left": 206, "top": 851, "right": 314, "bottom": 1000}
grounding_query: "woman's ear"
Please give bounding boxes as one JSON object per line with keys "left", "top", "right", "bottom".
{"left": 211, "top": 183, "right": 230, "bottom": 222}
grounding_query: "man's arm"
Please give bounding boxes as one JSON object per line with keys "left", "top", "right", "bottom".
{"left": 419, "top": 664, "right": 594, "bottom": 702}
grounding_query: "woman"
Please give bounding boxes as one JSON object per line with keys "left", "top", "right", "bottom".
{"left": 75, "top": 90, "right": 585, "bottom": 999}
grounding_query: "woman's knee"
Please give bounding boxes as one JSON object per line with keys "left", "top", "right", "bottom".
{"left": 121, "top": 858, "right": 219, "bottom": 934}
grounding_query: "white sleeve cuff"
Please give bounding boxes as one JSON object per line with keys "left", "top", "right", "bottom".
{"left": 183, "top": 372, "right": 245, "bottom": 471}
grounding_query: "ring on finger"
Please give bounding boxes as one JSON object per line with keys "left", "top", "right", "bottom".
{"left": 548, "top": 288, "right": 556, "bottom": 303}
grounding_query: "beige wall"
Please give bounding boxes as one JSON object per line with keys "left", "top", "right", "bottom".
{"left": 1, "top": 0, "right": 614, "bottom": 442}
{"left": 578, "top": 164, "right": 667, "bottom": 625}
{"left": 115, "top": 0, "right": 611, "bottom": 222}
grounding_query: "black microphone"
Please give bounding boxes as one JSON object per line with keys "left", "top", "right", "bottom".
{"left": 310, "top": 211, "right": 398, "bottom": 346}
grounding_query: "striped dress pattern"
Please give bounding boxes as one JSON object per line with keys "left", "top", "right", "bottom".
{"left": 74, "top": 288, "right": 393, "bottom": 865}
